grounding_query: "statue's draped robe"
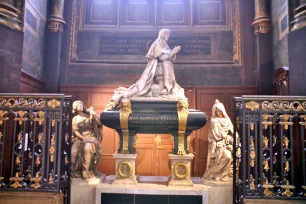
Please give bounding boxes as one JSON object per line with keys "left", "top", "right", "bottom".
{"left": 204, "top": 102, "right": 234, "bottom": 181}
{"left": 107, "top": 35, "right": 185, "bottom": 109}
{"left": 71, "top": 114, "right": 102, "bottom": 175}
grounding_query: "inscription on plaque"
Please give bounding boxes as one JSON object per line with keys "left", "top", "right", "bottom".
{"left": 99, "top": 36, "right": 211, "bottom": 55}
{"left": 129, "top": 116, "right": 178, "bottom": 125}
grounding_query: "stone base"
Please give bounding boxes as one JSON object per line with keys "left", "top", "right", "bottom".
{"left": 112, "top": 153, "right": 138, "bottom": 185}
{"left": 71, "top": 175, "right": 105, "bottom": 204}
{"left": 96, "top": 176, "right": 233, "bottom": 204}
{"left": 168, "top": 153, "right": 194, "bottom": 187}
{"left": 202, "top": 178, "right": 232, "bottom": 187}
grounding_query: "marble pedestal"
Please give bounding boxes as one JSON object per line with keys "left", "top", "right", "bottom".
{"left": 168, "top": 153, "right": 194, "bottom": 187}
{"left": 112, "top": 153, "right": 138, "bottom": 185}
{"left": 71, "top": 176, "right": 105, "bottom": 204}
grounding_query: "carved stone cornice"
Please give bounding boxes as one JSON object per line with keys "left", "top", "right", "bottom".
{"left": 252, "top": 0, "right": 272, "bottom": 35}
{"left": 48, "top": 0, "right": 66, "bottom": 32}
{"left": 292, "top": 0, "right": 306, "bottom": 31}
{"left": 0, "top": 1, "right": 24, "bottom": 31}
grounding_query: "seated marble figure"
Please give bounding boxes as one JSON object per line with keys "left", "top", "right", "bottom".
{"left": 203, "top": 99, "right": 234, "bottom": 182}
{"left": 106, "top": 29, "right": 185, "bottom": 110}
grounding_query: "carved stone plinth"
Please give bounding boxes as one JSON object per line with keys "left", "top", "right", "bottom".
{"left": 168, "top": 153, "right": 194, "bottom": 187}
{"left": 112, "top": 153, "right": 138, "bottom": 185}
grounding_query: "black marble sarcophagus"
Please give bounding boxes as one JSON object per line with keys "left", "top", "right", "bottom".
{"left": 101, "top": 98, "right": 206, "bottom": 155}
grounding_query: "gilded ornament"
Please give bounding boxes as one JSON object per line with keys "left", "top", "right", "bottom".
{"left": 65, "top": 155, "right": 68, "bottom": 165}
{"left": 273, "top": 135, "right": 277, "bottom": 146}
{"left": 9, "top": 172, "right": 23, "bottom": 188}
{"left": 264, "top": 160, "right": 269, "bottom": 172}
{"left": 245, "top": 101, "right": 259, "bottom": 111}
{"left": 30, "top": 172, "right": 41, "bottom": 189}
{"left": 119, "top": 99, "right": 132, "bottom": 154}
{"left": 51, "top": 119, "right": 56, "bottom": 127}
{"left": 263, "top": 136, "right": 268, "bottom": 148}
{"left": 262, "top": 114, "right": 272, "bottom": 129}
{"left": 281, "top": 180, "right": 295, "bottom": 197}
{"left": 249, "top": 122, "right": 255, "bottom": 131}
{"left": 14, "top": 110, "right": 28, "bottom": 125}
{"left": 272, "top": 172, "right": 279, "bottom": 186}
{"left": 283, "top": 136, "right": 289, "bottom": 148}
{"left": 15, "top": 155, "right": 21, "bottom": 166}
{"left": 37, "top": 133, "right": 43, "bottom": 144}
{"left": 117, "top": 161, "right": 132, "bottom": 178}
{"left": 34, "top": 111, "right": 45, "bottom": 126}
{"left": 299, "top": 115, "right": 306, "bottom": 130}
{"left": 50, "top": 134, "right": 55, "bottom": 162}
{"left": 280, "top": 114, "right": 293, "bottom": 130}
{"left": 17, "top": 131, "right": 22, "bottom": 143}
{"left": 173, "top": 162, "right": 188, "bottom": 179}
{"left": 236, "top": 116, "right": 241, "bottom": 130}
{"left": 35, "top": 156, "right": 41, "bottom": 167}
{"left": 285, "top": 161, "right": 290, "bottom": 173}
{"left": 250, "top": 136, "right": 256, "bottom": 167}
{"left": 0, "top": 110, "right": 8, "bottom": 125}
{"left": 0, "top": 177, "right": 3, "bottom": 187}
{"left": 249, "top": 174, "right": 255, "bottom": 190}
{"left": 48, "top": 99, "right": 61, "bottom": 108}
{"left": 263, "top": 178, "right": 274, "bottom": 196}
{"left": 177, "top": 98, "right": 189, "bottom": 155}
{"left": 0, "top": 132, "right": 3, "bottom": 141}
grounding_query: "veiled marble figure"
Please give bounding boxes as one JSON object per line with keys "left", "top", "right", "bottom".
{"left": 106, "top": 29, "right": 185, "bottom": 110}
{"left": 203, "top": 99, "right": 234, "bottom": 181}
{"left": 71, "top": 100, "right": 103, "bottom": 179}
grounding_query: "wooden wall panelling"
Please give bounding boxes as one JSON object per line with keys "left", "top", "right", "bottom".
{"left": 20, "top": 71, "right": 45, "bottom": 93}
{"left": 60, "top": 85, "right": 256, "bottom": 177}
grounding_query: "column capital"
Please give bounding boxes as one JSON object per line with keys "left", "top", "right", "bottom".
{"left": 47, "top": 0, "right": 66, "bottom": 32}
{"left": 0, "top": 1, "right": 24, "bottom": 31}
{"left": 252, "top": 0, "right": 272, "bottom": 35}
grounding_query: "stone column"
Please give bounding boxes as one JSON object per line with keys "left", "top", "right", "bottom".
{"left": 252, "top": 0, "right": 273, "bottom": 95}
{"left": 44, "top": 0, "right": 66, "bottom": 93}
{"left": 0, "top": 0, "right": 23, "bottom": 31}
{"left": 292, "top": 0, "right": 306, "bottom": 30}
{"left": 0, "top": 0, "right": 24, "bottom": 93}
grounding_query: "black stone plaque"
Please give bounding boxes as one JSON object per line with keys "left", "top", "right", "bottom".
{"left": 99, "top": 36, "right": 211, "bottom": 56}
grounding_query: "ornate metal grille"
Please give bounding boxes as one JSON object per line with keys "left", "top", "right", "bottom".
{"left": 0, "top": 94, "right": 72, "bottom": 204}
{"left": 233, "top": 96, "right": 306, "bottom": 203}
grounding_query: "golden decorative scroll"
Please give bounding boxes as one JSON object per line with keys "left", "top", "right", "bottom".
{"left": 173, "top": 162, "right": 188, "bottom": 180}
{"left": 262, "top": 101, "right": 306, "bottom": 112}
{"left": 37, "top": 133, "right": 43, "bottom": 144}
{"left": 285, "top": 161, "right": 290, "bottom": 173}
{"left": 245, "top": 101, "right": 259, "bottom": 111}
{"left": 119, "top": 99, "right": 132, "bottom": 154}
{"left": 15, "top": 155, "right": 21, "bottom": 166}
{"left": 117, "top": 161, "right": 132, "bottom": 178}
{"left": 48, "top": 99, "right": 61, "bottom": 108}
{"left": 177, "top": 98, "right": 189, "bottom": 155}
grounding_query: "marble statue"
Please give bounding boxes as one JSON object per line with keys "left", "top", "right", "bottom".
{"left": 106, "top": 29, "right": 185, "bottom": 110}
{"left": 71, "top": 100, "right": 103, "bottom": 179}
{"left": 203, "top": 99, "right": 234, "bottom": 181}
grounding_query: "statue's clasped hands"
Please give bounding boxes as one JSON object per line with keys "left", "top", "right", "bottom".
{"left": 172, "top": 46, "right": 181, "bottom": 54}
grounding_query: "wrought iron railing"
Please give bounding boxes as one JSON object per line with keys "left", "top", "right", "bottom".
{"left": 0, "top": 94, "right": 72, "bottom": 204}
{"left": 233, "top": 96, "right": 306, "bottom": 203}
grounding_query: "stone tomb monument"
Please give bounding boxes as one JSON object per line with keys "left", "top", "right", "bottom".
{"left": 100, "top": 29, "right": 207, "bottom": 186}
